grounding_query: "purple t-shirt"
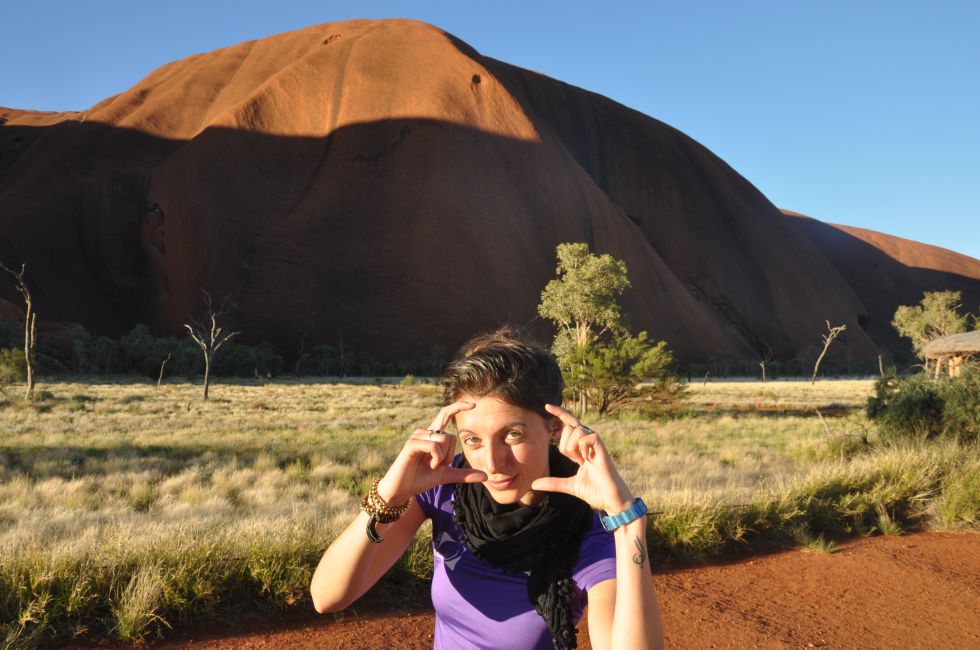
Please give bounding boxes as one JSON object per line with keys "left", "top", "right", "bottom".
{"left": 415, "top": 481, "right": 617, "bottom": 650}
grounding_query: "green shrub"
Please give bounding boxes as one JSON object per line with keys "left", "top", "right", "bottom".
{"left": 211, "top": 341, "right": 284, "bottom": 377}
{"left": 942, "top": 364, "right": 980, "bottom": 442}
{"left": 870, "top": 374, "right": 945, "bottom": 442}
{"left": 563, "top": 331, "right": 683, "bottom": 415}
{"left": 866, "top": 365, "right": 979, "bottom": 444}
{"left": 0, "top": 348, "right": 25, "bottom": 390}
{"left": 120, "top": 324, "right": 178, "bottom": 376}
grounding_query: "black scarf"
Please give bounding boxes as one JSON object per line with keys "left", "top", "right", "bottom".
{"left": 451, "top": 447, "right": 593, "bottom": 649}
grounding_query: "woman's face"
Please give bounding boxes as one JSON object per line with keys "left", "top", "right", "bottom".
{"left": 452, "top": 394, "right": 560, "bottom": 506}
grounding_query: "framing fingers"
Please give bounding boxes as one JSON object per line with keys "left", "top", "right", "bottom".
{"left": 559, "top": 422, "right": 588, "bottom": 464}
{"left": 576, "top": 435, "right": 599, "bottom": 463}
{"left": 407, "top": 435, "right": 455, "bottom": 468}
{"left": 428, "top": 400, "right": 476, "bottom": 432}
{"left": 550, "top": 411, "right": 600, "bottom": 466}
{"left": 544, "top": 403, "right": 580, "bottom": 427}
{"left": 407, "top": 438, "right": 447, "bottom": 469}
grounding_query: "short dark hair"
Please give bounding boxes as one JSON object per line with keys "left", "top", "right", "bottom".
{"left": 441, "top": 326, "right": 564, "bottom": 418}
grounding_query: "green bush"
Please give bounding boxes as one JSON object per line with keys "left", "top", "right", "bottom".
{"left": 942, "top": 364, "right": 980, "bottom": 442}
{"left": 0, "top": 348, "right": 26, "bottom": 388}
{"left": 120, "top": 324, "right": 178, "bottom": 376}
{"left": 867, "top": 365, "right": 979, "bottom": 444}
{"left": 562, "top": 331, "right": 684, "bottom": 415}
{"left": 211, "top": 341, "right": 284, "bottom": 377}
{"left": 872, "top": 374, "right": 945, "bottom": 442}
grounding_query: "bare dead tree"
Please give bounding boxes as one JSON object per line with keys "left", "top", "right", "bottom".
{"left": 759, "top": 345, "right": 774, "bottom": 383}
{"left": 294, "top": 330, "right": 308, "bottom": 374}
{"left": 0, "top": 261, "right": 37, "bottom": 400}
{"left": 811, "top": 321, "right": 847, "bottom": 385}
{"left": 157, "top": 352, "right": 172, "bottom": 387}
{"left": 184, "top": 290, "right": 239, "bottom": 400}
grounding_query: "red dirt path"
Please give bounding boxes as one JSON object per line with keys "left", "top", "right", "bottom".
{"left": 66, "top": 532, "right": 979, "bottom": 650}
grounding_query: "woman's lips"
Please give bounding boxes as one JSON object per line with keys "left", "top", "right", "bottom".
{"left": 486, "top": 476, "right": 516, "bottom": 490}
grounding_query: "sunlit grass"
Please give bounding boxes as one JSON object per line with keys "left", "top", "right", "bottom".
{"left": 685, "top": 377, "right": 876, "bottom": 410}
{"left": 0, "top": 376, "right": 974, "bottom": 647}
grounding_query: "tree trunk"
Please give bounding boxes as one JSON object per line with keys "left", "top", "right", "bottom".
{"left": 157, "top": 354, "right": 171, "bottom": 387}
{"left": 203, "top": 355, "right": 211, "bottom": 400}
{"left": 810, "top": 350, "right": 826, "bottom": 385}
{"left": 24, "top": 310, "right": 35, "bottom": 400}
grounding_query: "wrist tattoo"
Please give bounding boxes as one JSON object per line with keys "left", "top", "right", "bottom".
{"left": 632, "top": 536, "right": 646, "bottom": 566}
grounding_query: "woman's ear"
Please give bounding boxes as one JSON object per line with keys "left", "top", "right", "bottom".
{"left": 547, "top": 415, "right": 562, "bottom": 441}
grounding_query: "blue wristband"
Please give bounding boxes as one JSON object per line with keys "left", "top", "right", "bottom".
{"left": 600, "top": 497, "right": 648, "bottom": 532}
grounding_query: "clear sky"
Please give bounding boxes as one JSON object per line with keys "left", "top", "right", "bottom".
{"left": 2, "top": 1, "right": 977, "bottom": 260}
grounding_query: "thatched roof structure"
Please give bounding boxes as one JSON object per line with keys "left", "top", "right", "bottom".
{"left": 923, "top": 331, "right": 980, "bottom": 357}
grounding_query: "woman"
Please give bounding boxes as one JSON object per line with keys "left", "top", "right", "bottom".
{"left": 310, "top": 327, "right": 664, "bottom": 649}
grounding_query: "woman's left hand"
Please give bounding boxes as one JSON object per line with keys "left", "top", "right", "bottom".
{"left": 530, "top": 403, "right": 635, "bottom": 514}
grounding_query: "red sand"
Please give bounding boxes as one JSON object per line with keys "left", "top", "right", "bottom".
{"left": 60, "top": 531, "right": 979, "bottom": 650}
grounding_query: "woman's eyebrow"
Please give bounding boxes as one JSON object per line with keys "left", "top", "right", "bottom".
{"left": 456, "top": 421, "right": 527, "bottom": 435}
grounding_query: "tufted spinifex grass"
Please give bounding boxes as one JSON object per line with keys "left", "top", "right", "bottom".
{"left": 0, "top": 377, "right": 974, "bottom": 647}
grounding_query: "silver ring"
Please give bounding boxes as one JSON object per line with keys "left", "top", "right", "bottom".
{"left": 427, "top": 429, "right": 441, "bottom": 439}
{"left": 574, "top": 424, "right": 596, "bottom": 435}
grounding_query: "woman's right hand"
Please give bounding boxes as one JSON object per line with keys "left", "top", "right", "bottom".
{"left": 376, "top": 401, "right": 487, "bottom": 503}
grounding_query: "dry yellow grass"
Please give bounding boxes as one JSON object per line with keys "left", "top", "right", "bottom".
{"left": 5, "top": 376, "right": 972, "bottom": 646}
{"left": 685, "top": 377, "right": 876, "bottom": 409}
{"left": 0, "top": 377, "right": 866, "bottom": 560}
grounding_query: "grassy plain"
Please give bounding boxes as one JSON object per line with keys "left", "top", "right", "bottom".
{"left": 0, "top": 377, "right": 976, "bottom": 647}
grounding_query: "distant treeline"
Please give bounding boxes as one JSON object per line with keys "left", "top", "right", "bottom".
{"left": 0, "top": 320, "right": 450, "bottom": 379}
{"left": 0, "top": 318, "right": 896, "bottom": 380}
{"left": 682, "top": 350, "right": 899, "bottom": 381}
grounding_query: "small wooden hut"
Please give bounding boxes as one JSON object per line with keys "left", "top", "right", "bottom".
{"left": 923, "top": 331, "right": 980, "bottom": 378}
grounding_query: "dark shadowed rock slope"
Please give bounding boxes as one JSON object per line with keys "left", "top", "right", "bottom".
{"left": 1, "top": 19, "right": 977, "bottom": 363}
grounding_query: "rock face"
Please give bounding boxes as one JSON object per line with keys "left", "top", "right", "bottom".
{"left": 1, "top": 19, "right": 978, "bottom": 363}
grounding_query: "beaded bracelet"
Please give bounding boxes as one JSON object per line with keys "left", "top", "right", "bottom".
{"left": 361, "top": 478, "right": 410, "bottom": 543}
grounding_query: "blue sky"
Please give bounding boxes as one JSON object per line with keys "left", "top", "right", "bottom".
{"left": 2, "top": 1, "right": 977, "bottom": 260}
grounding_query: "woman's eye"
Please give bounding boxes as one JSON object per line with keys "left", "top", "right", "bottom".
{"left": 505, "top": 431, "right": 524, "bottom": 442}
{"left": 462, "top": 437, "right": 480, "bottom": 447}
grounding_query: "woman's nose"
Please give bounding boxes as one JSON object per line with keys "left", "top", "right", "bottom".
{"left": 484, "top": 442, "right": 509, "bottom": 475}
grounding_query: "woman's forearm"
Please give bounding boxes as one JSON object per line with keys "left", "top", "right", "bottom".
{"left": 609, "top": 516, "right": 665, "bottom": 650}
{"left": 310, "top": 498, "right": 423, "bottom": 613}
{"left": 310, "top": 511, "right": 389, "bottom": 612}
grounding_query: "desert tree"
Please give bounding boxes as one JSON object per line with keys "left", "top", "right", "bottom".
{"left": 184, "top": 290, "right": 239, "bottom": 399}
{"left": 811, "top": 321, "right": 847, "bottom": 384}
{"left": 538, "top": 242, "right": 630, "bottom": 412}
{"left": 0, "top": 261, "right": 37, "bottom": 400}
{"left": 538, "top": 242, "right": 630, "bottom": 356}
{"left": 892, "top": 290, "right": 969, "bottom": 374}
{"left": 758, "top": 344, "right": 774, "bottom": 383}
{"left": 538, "top": 242, "right": 680, "bottom": 414}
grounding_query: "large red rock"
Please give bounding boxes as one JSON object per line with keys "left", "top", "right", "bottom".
{"left": 1, "top": 19, "right": 977, "bottom": 363}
